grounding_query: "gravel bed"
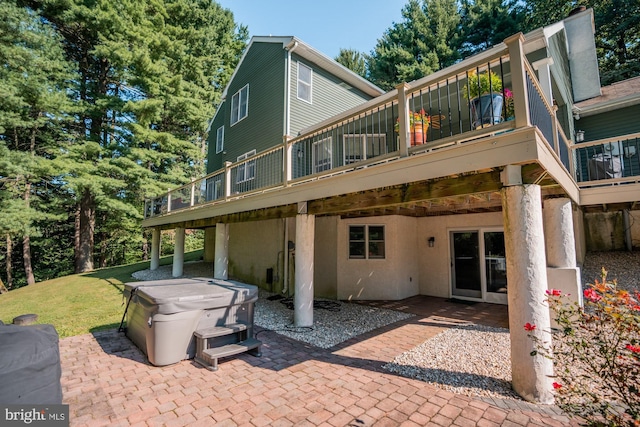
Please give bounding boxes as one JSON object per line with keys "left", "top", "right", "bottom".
{"left": 383, "top": 324, "right": 518, "bottom": 399}
{"left": 580, "top": 251, "right": 640, "bottom": 292}
{"left": 254, "top": 290, "right": 414, "bottom": 349}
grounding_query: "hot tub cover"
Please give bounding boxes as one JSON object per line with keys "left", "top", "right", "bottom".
{"left": 0, "top": 324, "right": 62, "bottom": 404}
{"left": 124, "top": 278, "right": 258, "bottom": 314}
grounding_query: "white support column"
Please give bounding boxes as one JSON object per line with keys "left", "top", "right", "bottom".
{"left": 294, "top": 203, "right": 315, "bottom": 327}
{"left": 502, "top": 183, "right": 554, "bottom": 404}
{"left": 214, "top": 223, "right": 229, "bottom": 280}
{"left": 150, "top": 228, "right": 160, "bottom": 271}
{"left": 172, "top": 227, "right": 185, "bottom": 278}
{"left": 544, "top": 198, "right": 583, "bottom": 319}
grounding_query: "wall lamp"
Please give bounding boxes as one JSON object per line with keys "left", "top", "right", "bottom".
{"left": 575, "top": 130, "right": 584, "bottom": 143}
{"left": 428, "top": 237, "right": 435, "bottom": 247}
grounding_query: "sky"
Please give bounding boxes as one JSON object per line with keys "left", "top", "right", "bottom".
{"left": 216, "top": 0, "right": 407, "bottom": 59}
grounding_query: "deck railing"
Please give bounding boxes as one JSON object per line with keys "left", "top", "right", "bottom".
{"left": 572, "top": 133, "right": 640, "bottom": 185}
{"left": 144, "top": 37, "right": 637, "bottom": 219}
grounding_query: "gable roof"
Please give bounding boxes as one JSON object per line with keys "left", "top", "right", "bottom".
{"left": 221, "top": 36, "right": 385, "bottom": 99}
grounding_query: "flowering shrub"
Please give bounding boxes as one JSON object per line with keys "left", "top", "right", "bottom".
{"left": 527, "top": 268, "right": 640, "bottom": 425}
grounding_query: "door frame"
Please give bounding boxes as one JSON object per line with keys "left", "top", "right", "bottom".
{"left": 449, "top": 227, "right": 508, "bottom": 305}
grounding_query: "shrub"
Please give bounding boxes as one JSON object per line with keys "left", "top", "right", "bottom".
{"left": 528, "top": 268, "right": 640, "bottom": 426}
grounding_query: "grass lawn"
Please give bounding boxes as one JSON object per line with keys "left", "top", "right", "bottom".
{"left": 0, "top": 250, "right": 203, "bottom": 338}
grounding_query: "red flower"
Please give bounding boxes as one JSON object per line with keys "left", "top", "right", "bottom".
{"left": 584, "top": 288, "right": 602, "bottom": 303}
{"left": 546, "top": 289, "right": 562, "bottom": 297}
{"left": 524, "top": 323, "right": 536, "bottom": 332}
{"left": 626, "top": 344, "right": 640, "bottom": 353}
{"left": 552, "top": 382, "right": 562, "bottom": 390}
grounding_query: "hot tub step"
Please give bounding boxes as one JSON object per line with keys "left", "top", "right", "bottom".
{"left": 194, "top": 323, "right": 247, "bottom": 339}
{"left": 196, "top": 338, "right": 262, "bottom": 371}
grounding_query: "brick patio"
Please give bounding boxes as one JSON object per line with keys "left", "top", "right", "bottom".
{"left": 61, "top": 296, "right": 579, "bottom": 426}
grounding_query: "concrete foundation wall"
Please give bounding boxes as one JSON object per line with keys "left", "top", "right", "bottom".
{"left": 336, "top": 216, "right": 419, "bottom": 300}
{"left": 417, "top": 212, "right": 504, "bottom": 298}
{"left": 229, "top": 219, "right": 283, "bottom": 291}
{"left": 583, "top": 211, "right": 631, "bottom": 251}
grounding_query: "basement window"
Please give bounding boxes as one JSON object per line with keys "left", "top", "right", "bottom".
{"left": 349, "top": 225, "right": 385, "bottom": 259}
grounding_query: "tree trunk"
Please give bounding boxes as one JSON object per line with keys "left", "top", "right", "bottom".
{"left": 22, "top": 234, "right": 36, "bottom": 286}
{"left": 75, "top": 189, "right": 95, "bottom": 273}
{"left": 5, "top": 234, "right": 12, "bottom": 288}
{"left": 74, "top": 204, "right": 80, "bottom": 270}
{"left": 0, "top": 277, "right": 8, "bottom": 294}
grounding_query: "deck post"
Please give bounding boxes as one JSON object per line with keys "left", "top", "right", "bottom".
{"left": 294, "top": 202, "right": 315, "bottom": 327}
{"left": 150, "top": 228, "right": 160, "bottom": 271}
{"left": 172, "top": 227, "right": 185, "bottom": 278}
{"left": 504, "top": 33, "right": 531, "bottom": 129}
{"left": 214, "top": 223, "right": 229, "bottom": 280}
{"left": 544, "top": 198, "right": 583, "bottom": 327}
{"left": 396, "top": 83, "right": 410, "bottom": 158}
{"left": 501, "top": 179, "right": 554, "bottom": 404}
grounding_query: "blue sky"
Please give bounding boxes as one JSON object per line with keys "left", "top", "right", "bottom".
{"left": 216, "top": 0, "right": 407, "bottom": 59}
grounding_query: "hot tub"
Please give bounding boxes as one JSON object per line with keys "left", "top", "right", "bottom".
{"left": 123, "top": 278, "right": 259, "bottom": 367}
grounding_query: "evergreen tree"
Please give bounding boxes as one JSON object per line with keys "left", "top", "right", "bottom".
{"left": 26, "top": 0, "right": 246, "bottom": 273}
{"left": 367, "top": 0, "right": 461, "bottom": 91}
{"left": 0, "top": 0, "right": 74, "bottom": 286}
{"left": 335, "top": 48, "right": 368, "bottom": 78}
{"left": 460, "top": 0, "right": 524, "bottom": 57}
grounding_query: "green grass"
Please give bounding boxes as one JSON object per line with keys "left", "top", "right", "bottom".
{"left": 0, "top": 250, "right": 203, "bottom": 338}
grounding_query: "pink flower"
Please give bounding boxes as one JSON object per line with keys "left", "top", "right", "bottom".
{"left": 626, "top": 344, "right": 640, "bottom": 353}
{"left": 504, "top": 88, "right": 513, "bottom": 98}
{"left": 584, "top": 288, "right": 602, "bottom": 303}
{"left": 524, "top": 323, "right": 536, "bottom": 332}
{"left": 552, "top": 382, "right": 562, "bottom": 390}
{"left": 546, "top": 289, "right": 562, "bottom": 297}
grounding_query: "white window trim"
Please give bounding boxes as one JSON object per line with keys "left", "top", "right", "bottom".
{"left": 349, "top": 224, "right": 386, "bottom": 260}
{"left": 297, "top": 62, "right": 313, "bottom": 104}
{"left": 231, "top": 84, "right": 249, "bottom": 126}
{"left": 236, "top": 149, "right": 256, "bottom": 183}
{"left": 215, "top": 126, "right": 224, "bottom": 154}
{"left": 312, "top": 137, "right": 332, "bottom": 173}
{"left": 343, "top": 133, "right": 387, "bottom": 165}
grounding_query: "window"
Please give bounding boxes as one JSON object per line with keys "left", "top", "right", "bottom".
{"left": 312, "top": 137, "right": 332, "bottom": 173}
{"left": 236, "top": 150, "right": 256, "bottom": 183}
{"left": 349, "top": 225, "right": 385, "bottom": 259}
{"left": 206, "top": 175, "right": 224, "bottom": 201}
{"left": 231, "top": 84, "right": 249, "bottom": 125}
{"left": 297, "top": 62, "right": 312, "bottom": 103}
{"left": 343, "top": 134, "right": 387, "bottom": 164}
{"left": 215, "top": 126, "right": 224, "bottom": 154}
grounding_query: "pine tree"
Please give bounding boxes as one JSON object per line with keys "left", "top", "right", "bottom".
{"left": 460, "top": 0, "right": 524, "bottom": 57}
{"left": 335, "top": 48, "right": 368, "bottom": 78}
{"left": 367, "top": 0, "right": 461, "bottom": 91}
{"left": 0, "top": 0, "right": 74, "bottom": 286}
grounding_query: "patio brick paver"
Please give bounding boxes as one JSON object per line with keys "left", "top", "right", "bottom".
{"left": 60, "top": 296, "right": 581, "bottom": 426}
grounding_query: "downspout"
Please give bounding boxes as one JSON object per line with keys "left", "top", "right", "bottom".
{"left": 285, "top": 41, "right": 299, "bottom": 136}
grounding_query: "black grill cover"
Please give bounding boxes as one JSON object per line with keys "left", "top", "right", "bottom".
{"left": 0, "top": 324, "right": 62, "bottom": 404}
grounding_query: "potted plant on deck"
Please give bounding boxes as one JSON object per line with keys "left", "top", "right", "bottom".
{"left": 464, "top": 70, "right": 505, "bottom": 129}
{"left": 395, "top": 109, "right": 431, "bottom": 146}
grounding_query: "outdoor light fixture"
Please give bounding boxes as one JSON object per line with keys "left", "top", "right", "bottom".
{"left": 297, "top": 149, "right": 303, "bottom": 159}
{"left": 428, "top": 237, "right": 435, "bottom": 247}
{"left": 575, "top": 130, "right": 585, "bottom": 143}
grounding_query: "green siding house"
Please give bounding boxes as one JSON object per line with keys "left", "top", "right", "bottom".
{"left": 206, "top": 36, "right": 383, "bottom": 173}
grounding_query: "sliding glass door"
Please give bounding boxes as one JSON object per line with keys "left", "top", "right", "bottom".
{"left": 450, "top": 229, "right": 507, "bottom": 304}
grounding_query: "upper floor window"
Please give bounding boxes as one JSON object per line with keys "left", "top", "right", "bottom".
{"left": 231, "top": 84, "right": 249, "bottom": 125}
{"left": 236, "top": 150, "right": 256, "bottom": 183}
{"left": 297, "top": 62, "right": 312, "bottom": 103}
{"left": 215, "top": 126, "right": 224, "bottom": 154}
{"left": 312, "top": 137, "right": 332, "bottom": 173}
